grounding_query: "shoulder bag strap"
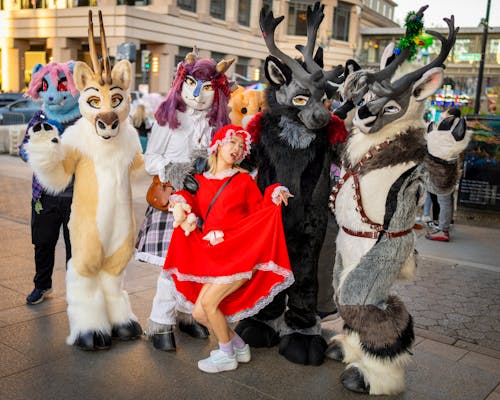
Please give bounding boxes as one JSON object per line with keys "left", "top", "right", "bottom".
{"left": 204, "top": 171, "right": 240, "bottom": 222}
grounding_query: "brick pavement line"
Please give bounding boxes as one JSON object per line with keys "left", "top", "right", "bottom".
{"left": 325, "top": 317, "right": 500, "bottom": 361}
{"left": 0, "top": 214, "right": 28, "bottom": 226}
{"left": 419, "top": 254, "right": 499, "bottom": 273}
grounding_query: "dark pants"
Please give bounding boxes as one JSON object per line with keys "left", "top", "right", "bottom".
{"left": 31, "top": 193, "right": 72, "bottom": 290}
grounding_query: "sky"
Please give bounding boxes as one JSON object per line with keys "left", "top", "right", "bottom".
{"left": 393, "top": 0, "right": 499, "bottom": 28}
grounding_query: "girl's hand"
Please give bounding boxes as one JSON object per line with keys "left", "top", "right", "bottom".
{"left": 278, "top": 190, "right": 294, "bottom": 206}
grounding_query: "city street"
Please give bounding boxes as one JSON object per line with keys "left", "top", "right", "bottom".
{"left": 0, "top": 153, "right": 499, "bottom": 400}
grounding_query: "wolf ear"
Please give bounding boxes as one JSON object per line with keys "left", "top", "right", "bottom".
{"left": 412, "top": 67, "right": 444, "bottom": 102}
{"left": 73, "top": 61, "right": 95, "bottom": 92}
{"left": 380, "top": 43, "right": 395, "bottom": 69}
{"left": 264, "top": 56, "right": 291, "bottom": 86}
{"left": 111, "top": 60, "right": 132, "bottom": 90}
{"left": 31, "top": 63, "right": 44, "bottom": 76}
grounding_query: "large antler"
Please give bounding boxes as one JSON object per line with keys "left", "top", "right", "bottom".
{"left": 366, "top": 5, "right": 429, "bottom": 85}
{"left": 295, "top": 2, "right": 324, "bottom": 75}
{"left": 372, "top": 15, "right": 458, "bottom": 97}
{"left": 259, "top": 7, "right": 309, "bottom": 82}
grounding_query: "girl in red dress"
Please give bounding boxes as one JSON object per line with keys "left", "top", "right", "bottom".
{"left": 164, "top": 124, "right": 294, "bottom": 373}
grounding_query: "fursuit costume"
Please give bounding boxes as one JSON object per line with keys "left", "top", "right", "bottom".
{"left": 19, "top": 61, "right": 81, "bottom": 300}
{"left": 137, "top": 48, "right": 234, "bottom": 351}
{"left": 326, "top": 7, "right": 470, "bottom": 395}
{"left": 235, "top": 3, "right": 348, "bottom": 366}
{"left": 25, "top": 12, "right": 144, "bottom": 350}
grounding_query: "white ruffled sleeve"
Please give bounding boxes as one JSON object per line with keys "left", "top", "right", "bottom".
{"left": 143, "top": 123, "right": 173, "bottom": 176}
{"left": 271, "top": 186, "right": 290, "bottom": 205}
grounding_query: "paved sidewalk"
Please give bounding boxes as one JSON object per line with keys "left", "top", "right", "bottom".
{"left": 0, "top": 154, "right": 499, "bottom": 400}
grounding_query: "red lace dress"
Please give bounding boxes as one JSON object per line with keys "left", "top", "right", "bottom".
{"left": 163, "top": 169, "right": 294, "bottom": 322}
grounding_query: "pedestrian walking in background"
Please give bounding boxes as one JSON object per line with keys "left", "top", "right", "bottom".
{"left": 131, "top": 103, "right": 151, "bottom": 152}
{"left": 426, "top": 107, "right": 463, "bottom": 242}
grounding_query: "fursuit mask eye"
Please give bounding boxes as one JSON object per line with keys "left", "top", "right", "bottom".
{"left": 202, "top": 83, "right": 213, "bottom": 91}
{"left": 111, "top": 94, "right": 123, "bottom": 107}
{"left": 40, "top": 78, "right": 49, "bottom": 92}
{"left": 292, "top": 95, "right": 309, "bottom": 106}
{"left": 383, "top": 102, "right": 401, "bottom": 115}
{"left": 57, "top": 78, "right": 68, "bottom": 92}
{"left": 87, "top": 96, "right": 101, "bottom": 108}
{"left": 185, "top": 76, "right": 196, "bottom": 87}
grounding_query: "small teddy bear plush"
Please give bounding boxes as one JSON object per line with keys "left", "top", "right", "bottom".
{"left": 172, "top": 202, "right": 197, "bottom": 236}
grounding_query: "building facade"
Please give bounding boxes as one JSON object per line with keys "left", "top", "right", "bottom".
{"left": 0, "top": 0, "right": 397, "bottom": 94}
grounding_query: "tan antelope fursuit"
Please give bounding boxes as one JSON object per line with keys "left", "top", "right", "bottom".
{"left": 26, "top": 11, "right": 144, "bottom": 350}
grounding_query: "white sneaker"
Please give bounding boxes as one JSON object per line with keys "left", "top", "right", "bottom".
{"left": 198, "top": 349, "right": 238, "bottom": 373}
{"left": 234, "top": 344, "right": 251, "bottom": 363}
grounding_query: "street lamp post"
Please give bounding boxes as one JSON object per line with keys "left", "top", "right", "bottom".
{"left": 473, "top": 0, "right": 491, "bottom": 114}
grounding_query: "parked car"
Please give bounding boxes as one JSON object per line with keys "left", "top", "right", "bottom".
{"left": 0, "top": 98, "right": 41, "bottom": 125}
{"left": 0, "top": 92, "right": 24, "bottom": 107}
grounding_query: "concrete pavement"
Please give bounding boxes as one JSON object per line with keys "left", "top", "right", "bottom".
{"left": 0, "top": 154, "right": 499, "bottom": 400}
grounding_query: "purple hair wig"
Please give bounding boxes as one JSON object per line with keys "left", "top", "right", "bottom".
{"left": 26, "top": 61, "right": 78, "bottom": 100}
{"left": 154, "top": 58, "right": 231, "bottom": 133}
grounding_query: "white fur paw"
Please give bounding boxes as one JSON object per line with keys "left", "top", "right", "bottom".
{"left": 25, "top": 122, "right": 64, "bottom": 162}
{"left": 426, "top": 117, "right": 471, "bottom": 161}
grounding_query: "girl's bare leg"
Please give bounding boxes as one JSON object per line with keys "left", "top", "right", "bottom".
{"left": 199, "top": 279, "right": 247, "bottom": 343}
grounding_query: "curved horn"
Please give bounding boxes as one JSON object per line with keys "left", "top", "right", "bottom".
{"left": 88, "top": 10, "right": 101, "bottom": 76}
{"left": 216, "top": 58, "right": 235, "bottom": 74}
{"left": 259, "top": 7, "right": 309, "bottom": 82}
{"left": 184, "top": 45, "right": 199, "bottom": 64}
{"left": 98, "top": 10, "right": 112, "bottom": 85}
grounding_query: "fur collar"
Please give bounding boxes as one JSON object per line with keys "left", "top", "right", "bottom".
{"left": 343, "top": 127, "right": 427, "bottom": 176}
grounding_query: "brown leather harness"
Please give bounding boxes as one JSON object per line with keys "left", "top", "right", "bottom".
{"left": 329, "top": 136, "right": 413, "bottom": 240}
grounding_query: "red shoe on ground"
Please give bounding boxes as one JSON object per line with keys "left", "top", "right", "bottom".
{"left": 425, "top": 229, "right": 450, "bottom": 242}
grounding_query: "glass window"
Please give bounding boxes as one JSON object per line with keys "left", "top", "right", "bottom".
{"left": 333, "top": 2, "right": 350, "bottom": 42}
{"left": 211, "top": 51, "right": 226, "bottom": 62}
{"left": 117, "top": 0, "right": 150, "bottom": 4}
{"left": 20, "top": 0, "right": 45, "bottom": 7}
{"left": 68, "top": 0, "right": 98, "bottom": 6}
{"left": 238, "top": 0, "right": 251, "bottom": 26}
{"left": 177, "top": 0, "right": 196, "bottom": 12}
{"left": 287, "top": 2, "right": 309, "bottom": 36}
{"left": 235, "top": 56, "right": 250, "bottom": 79}
{"left": 452, "top": 39, "right": 473, "bottom": 63}
{"left": 210, "top": 0, "right": 225, "bottom": 20}
{"left": 487, "top": 39, "right": 500, "bottom": 64}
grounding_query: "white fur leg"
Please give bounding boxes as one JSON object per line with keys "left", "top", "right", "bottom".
{"left": 66, "top": 260, "right": 111, "bottom": 345}
{"left": 149, "top": 271, "right": 178, "bottom": 325}
{"left": 355, "top": 351, "right": 412, "bottom": 395}
{"left": 99, "top": 270, "right": 138, "bottom": 326}
{"left": 333, "top": 330, "right": 363, "bottom": 364}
